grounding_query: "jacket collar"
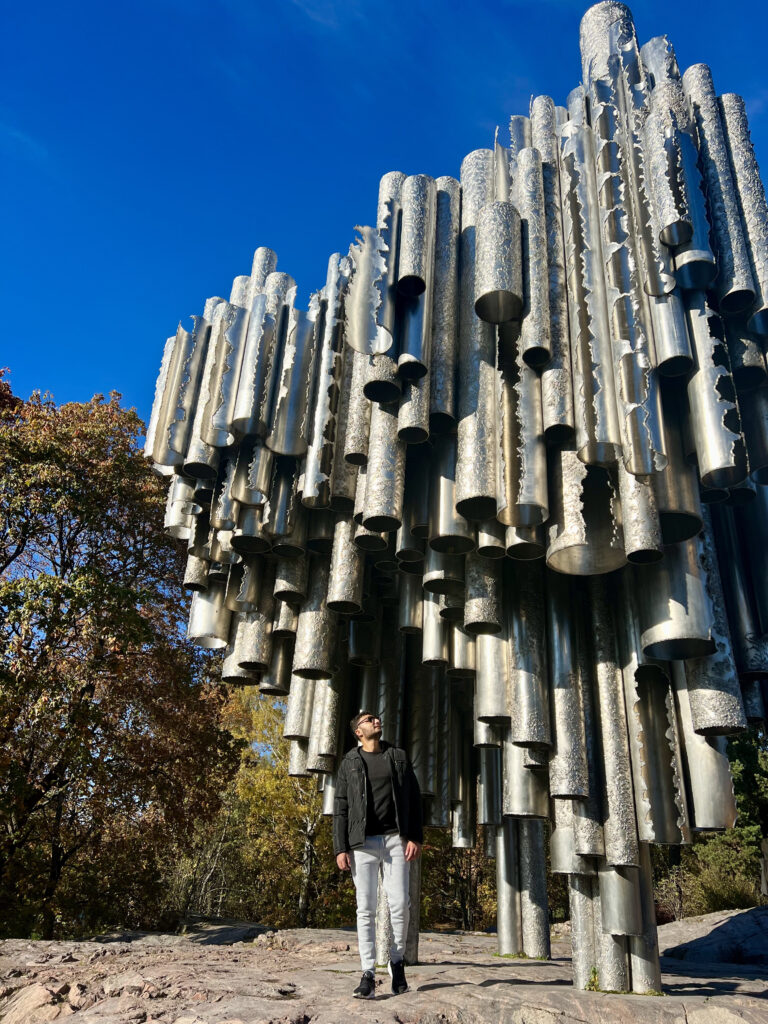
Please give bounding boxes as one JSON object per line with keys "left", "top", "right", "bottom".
{"left": 344, "top": 739, "right": 392, "bottom": 761}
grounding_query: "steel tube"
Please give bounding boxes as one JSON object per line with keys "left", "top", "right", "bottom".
{"left": 546, "top": 570, "right": 588, "bottom": 798}
{"left": 430, "top": 176, "right": 461, "bottom": 433}
{"left": 327, "top": 513, "right": 365, "bottom": 614}
{"left": 428, "top": 434, "right": 475, "bottom": 553}
{"left": 506, "top": 561, "right": 550, "bottom": 748}
{"left": 463, "top": 553, "right": 502, "bottom": 635}
{"left": 531, "top": 95, "right": 575, "bottom": 442}
{"left": 683, "top": 65, "right": 756, "bottom": 314}
{"left": 293, "top": 554, "right": 338, "bottom": 679}
{"left": 518, "top": 819, "right": 551, "bottom": 959}
{"left": 457, "top": 149, "right": 498, "bottom": 520}
{"left": 362, "top": 400, "right": 405, "bottom": 532}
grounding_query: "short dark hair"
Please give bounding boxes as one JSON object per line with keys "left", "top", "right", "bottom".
{"left": 350, "top": 709, "right": 377, "bottom": 737}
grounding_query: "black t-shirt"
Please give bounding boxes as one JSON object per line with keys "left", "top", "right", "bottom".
{"left": 360, "top": 749, "right": 398, "bottom": 836}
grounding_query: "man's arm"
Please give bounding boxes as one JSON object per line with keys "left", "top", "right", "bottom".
{"left": 333, "top": 759, "right": 351, "bottom": 869}
{"left": 404, "top": 758, "right": 423, "bottom": 856}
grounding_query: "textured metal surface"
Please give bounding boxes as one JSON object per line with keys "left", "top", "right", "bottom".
{"left": 292, "top": 554, "right": 337, "bottom": 679}
{"left": 683, "top": 509, "right": 747, "bottom": 735}
{"left": 302, "top": 255, "right": 350, "bottom": 506}
{"left": 430, "top": 177, "right": 461, "bottom": 432}
{"left": 474, "top": 201, "right": 523, "bottom": 324}
{"left": 506, "top": 561, "right": 550, "bottom": 748}
{"left": 531, "top": 96, "right": 575, "bottom": 441}
{"left": 457, "top": 149, "right": 498, "bottom": 521}
{"left": 496, "top": 329, "right": 548, "bottom": 528}
{"left": 546, "top": 450, "right": 625, "bottom": 575}
{"left": 146, "top": 3, "right": 768, "bottom": 988}
{"left": 559, "top": 123, "right": 622, "bottom": 466}
{"left": 616, "top": 459, "right": 662, "bottom": 564}
{"left": 474, "top": 630, "right": 509, "bottom": 723}
{"left": 463, "top": 553, "right": 502, "bottom": 635}
{"left": 638, "top": 537, "right": 715, "bottom": 660}
{"left": 719, "top": 93, "right": 768, "bottom": 335}
{"left": 683, "top": 65, "right": 756, "bottom": 313}
{"left": 588, "top": 577, "right": 639, "bottom": 867}
{"left": 496, "top": 819, "right": 523, "bottom": 955}
{"left": 546, "top": 571, "right": 589, "bottom": 798}
{"left": 327, "top": 513, "right": 365, "bottom": 614}
{"left": 428, "top": 434, "right": 475, "bottom": 553}
{"left": 518, "top": 819, "right": 551, "bottom": 959}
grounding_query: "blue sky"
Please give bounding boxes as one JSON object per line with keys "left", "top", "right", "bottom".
{"left": 3, "top": 0, "right": 767, "bottom": 427}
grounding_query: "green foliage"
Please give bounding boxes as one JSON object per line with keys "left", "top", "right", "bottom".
{"left": 0, "top": 388, "right": 241, "bottom": 938}
{"left": 653, "top": 728, "right": 768, "bottom": 921}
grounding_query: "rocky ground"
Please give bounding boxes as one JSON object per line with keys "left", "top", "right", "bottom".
{"left": 1, "top": 911, "right": 767, "bottom": 1024}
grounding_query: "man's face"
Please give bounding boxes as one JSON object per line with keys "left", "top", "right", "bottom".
{"left": 355, "top": 713, "right": 382, "bottom": 741}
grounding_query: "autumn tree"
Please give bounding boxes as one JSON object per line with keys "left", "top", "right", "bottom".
{"left": 0, "top": 389, "right": 242, "bottom": 938}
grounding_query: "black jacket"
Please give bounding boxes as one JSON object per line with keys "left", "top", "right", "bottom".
{"left": 333, "top": 742, "right": 423, "bottom": 855}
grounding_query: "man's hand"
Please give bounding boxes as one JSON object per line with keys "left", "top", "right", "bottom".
{"left": 336, "top": 852, "right": 351, "bottom": 871}
{"left": 404, "top": 841, "right": 422, "bottom": 862}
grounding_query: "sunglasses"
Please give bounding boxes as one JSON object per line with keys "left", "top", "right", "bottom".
{"left": 357, "top": 714, "right": 381, "bottom": 725}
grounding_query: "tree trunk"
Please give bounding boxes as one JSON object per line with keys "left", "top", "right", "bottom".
{"left": 297, "top": 826, "right": 315, "bottom": 927}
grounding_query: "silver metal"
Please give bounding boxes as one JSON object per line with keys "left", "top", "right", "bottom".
{"left": 719, "top": 93, "right": 768, "bottom": 335}
{"left": 423, "top": 547, "right": 464, "bottom": 596}
{"left": 187, "top": 579, "right": 230, "bottom": 649}
{"left": 232, "top": 440, "right": 273, "bottom": 508}
{"left": 496, "top": 333, "right": 548, "bottom": 528}
{"left": 506, "top": 561, "right": 550, "bottom": 748}
{"left": 546, "top": 570, "right": 589, "bottom": 798}
{"left": 284, "top": 673, "right": 316, "bottom": 740}
{"left": 637, "top": 537, "right": 716, "bottom": 660}
{"left": 267, "top": 298, "right": 319, "bottom": 457}
{"left": 505, "top": 524, "right": 546, "bottom": 561}
{"left": 496, "top": 819, "right": 523, "bottom": 955}
{"left": 598, "top": 863, "right": 643, "bottom": 937}
{"left": 259, "top": 637, "right": 294, "bottom": 695}
{"left": 588, "top": 577, "right": 639, "bottom": 867}
{"left": 501, "top": 725, "right": 549, "bottom": 818}
{"left": 422, "top": 590, "right": 448, "bottom": 666}
{"left": 683, "top": 65, "right": 756, "bottom": 314}
{"left": 272, "top": 598, "right": 299, "bottom": 638}
{"left": 530, "top": 95, "right": 575, "bottom": 442}
{"left": 449, "top": 624, "right": 476, "bottom": 678}
{"left": 306, "top": 507, "right": 336, "bottom": 554}
{"left": 327, "top": 513, "right": 365, "bottom": 614}
{"left": 475, "top": 630, "right": 509, "bottom": 723}
{"left": 654, "top": 380, "right": 703, "bottom": 543}
{"left": 202, "top": 300, "right": 251, "bottom": 449}
{"left": 397, "top": 363, "right": 430, "bottom": 444}
{"left": 343, "top": 349, "right": 371, "bottom": 465}
{"left": 398, "top": 174, "right": 437, "bottom": 302}
{"left": 430, "top": 176, "right": 461, "bottom": 433}
{"left": 398, "top": 571, "right": 423, "bottom": 634}
{"left": 476, "top": 518, "right": 505, "bottom": 558}
{"left": 616, "top": 460, "right": 663, "bottom": 564}
{"left": 478, "top": 746, "right": 502, "bottom": 826}
{"left": 274, "top": 554, "right": 308, "bottom": 605}
{"left": 457, "top": 149, "right": 498, "bottom": 521}
{"left": 302, "top": 254, "right": 351, "bottom": 507}
{"left": 362, "top": 400, "right": 405, "bottom": 532}
{"left": 650, "top": 291, "right": 693, "bottom": 377}
{"left": 724, "top": 315, "right": 767, "bottom": 391}
{"left": 550, "top": 798, "right": 594, "bottom": 874}
{"left": 546, "top": 450, "right": 625, "bottom": 576}
{"left": 474, "top": 201, "right": 523, "bottom": 324}
{"left": 463, "top": 553, "right": 502, "bottom": 635}
{"left": 589, "top": 75, "right": 667, "bottom": 477}
{"left": 559, "top": 122, "right": 622, "bottom": 467}
{"left": 184, "top": 553, "right": 210, "bottom": 592}
{"left": 518, "top": 819, "right": 551, "bottom": 959}
{"left": 233, "top": 562, "right": 274, "bottom": 671}
{"left": 292, "top": 554, "right": 338, "bottom": 679}
{"left": 628, "top": 843, "right": 663, "bottom": 993}
{"left": 569, "top": 874, "right": 598, "bottom": 990}
{"left": 683, "top": 509, "right": 747, "bottom": 736}
{"left": 428, "top": 434, "right": 475, "bottom": 553}
{"left": 515, "top": 148, "right": 551, "bottom": 367}
{"left": 672, "top": 662, "right": 737, "bottom": 830}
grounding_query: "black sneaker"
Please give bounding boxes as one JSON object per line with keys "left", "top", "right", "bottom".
{"left": 389, "top": 958, "right": 408, "bottom": 995}
{"left": 353, "top": 970, "right": 376, "bottom": 999}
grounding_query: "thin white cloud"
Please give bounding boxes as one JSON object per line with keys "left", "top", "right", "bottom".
{"left": 0, "top": 121, "right": 48, "bottom": 165}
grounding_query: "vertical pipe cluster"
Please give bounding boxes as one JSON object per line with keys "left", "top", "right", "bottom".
{"left": 146, "top": 0, "right": 768, "bottom": 992}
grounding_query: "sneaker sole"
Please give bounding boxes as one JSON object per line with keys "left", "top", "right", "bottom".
{"left": 353, "top": 991, "right": 376, "bottom": 999}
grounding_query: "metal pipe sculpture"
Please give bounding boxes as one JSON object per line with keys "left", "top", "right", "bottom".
{"left": 147, "top": 0, "right": 768, "bottom": 991}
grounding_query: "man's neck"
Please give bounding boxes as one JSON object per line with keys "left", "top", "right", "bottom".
{"left": 360, "top": 737, "right": 382, "bottom": 753}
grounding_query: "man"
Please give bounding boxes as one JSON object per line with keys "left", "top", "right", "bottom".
{"left": 333, "top": 710, "right": 423, "bottom": 999}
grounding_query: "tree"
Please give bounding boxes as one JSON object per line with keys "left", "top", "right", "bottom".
{"left": 0, "top": 389, "right": 242, "bottom": 937}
